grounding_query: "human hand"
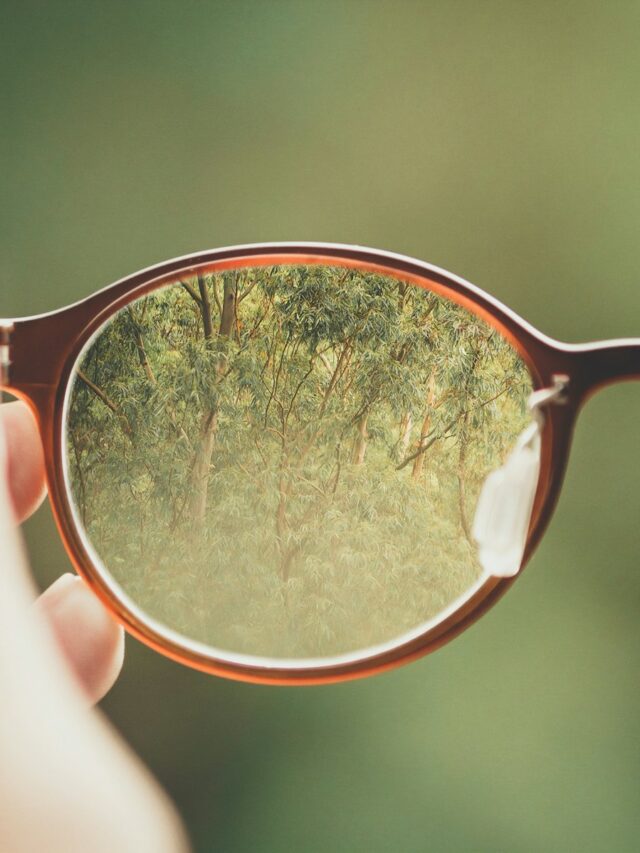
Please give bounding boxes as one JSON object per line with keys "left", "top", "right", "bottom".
{"left": 0, "top": 401, "right": 189, "bottom": 853}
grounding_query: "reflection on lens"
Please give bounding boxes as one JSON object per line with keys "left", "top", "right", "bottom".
{"left": 64, "top": 264, "right": 533, "bottom": 661}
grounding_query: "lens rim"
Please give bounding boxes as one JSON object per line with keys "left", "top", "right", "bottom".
{"left": 11, "top": 243, "right": 581, "bottom": 684}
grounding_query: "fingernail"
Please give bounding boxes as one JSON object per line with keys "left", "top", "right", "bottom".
{"left": 34, "top": 573, "right": 80, "bottom": 611}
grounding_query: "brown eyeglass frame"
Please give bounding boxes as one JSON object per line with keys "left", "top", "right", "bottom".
{"left": 2, "top": 242, "right": 639, "bottom": 686}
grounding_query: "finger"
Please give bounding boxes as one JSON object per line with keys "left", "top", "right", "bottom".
{"left": 0, "top": 400, "right": 47, "bottom": 523}
{"left": 34, "top": 574, "right": 125, "bottom": 705}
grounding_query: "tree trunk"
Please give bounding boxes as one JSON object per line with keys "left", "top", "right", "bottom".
{"left": 276, "top": 473, "right": 288, "bottom": 539}
{"left": 457, "top": 413, "right": 473, "bottom": 546}
{"left": 219, "top": 275, "right": 237, "bottom": 338}
{"left": 198, "top": 274, "right": 214, "bottom": 340}
{"left": 411, "top": 409, "right": 431, "bottom": 480}
{"left": 397, "top": 281, "right": 408, "bottom": 312}
{"left": 352, "top": 413, "right": 369, "bottom": 465}
{"left": 188, "top": 274, "right": 236, "bottom": 522}
{"left": 189, "top": 410, "right": 218, "bottom": 522}
{"left": 275, "top": 466, "right": 304, "bottom": 584}
{"left": 398, "top": 411, "right": 413, "bottom": 459}
{"left": 411, "top": 373, "right": 437, "bottom": 481}
{"left": 128, "top": 309, "right": 156, "bottom": 385}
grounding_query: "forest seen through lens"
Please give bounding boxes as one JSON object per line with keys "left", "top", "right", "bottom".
{"left": 66, "top": 264, "right": 532, "bottom": 659}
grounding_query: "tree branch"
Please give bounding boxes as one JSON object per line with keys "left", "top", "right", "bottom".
{"left": 76, "top": 370, "right": 133, "bottom": 438}
{"left": 76, "top": 370, "right": 119, "bottom": 414}
{"left": 180, "top": 281, "right": 201, "bottom": 305}
{"left": 211, "top": 277, "right": 222, "bottom": 317}
{"left": 395, "top": 381, "right": 515, "bottom": 470}
{"left": 238, "top": 278, "right": 258, "bottom": 303}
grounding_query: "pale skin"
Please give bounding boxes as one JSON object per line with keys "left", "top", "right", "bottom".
{"left": 0, "top": 401, "right": 189, "bottom": 853}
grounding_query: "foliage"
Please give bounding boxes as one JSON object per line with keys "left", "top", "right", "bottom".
{"left": 66, "top": 265, "right": 532, "bottom": 658}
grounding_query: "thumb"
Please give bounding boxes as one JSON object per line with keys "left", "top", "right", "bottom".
{"left": 0, "top": 405, "right": 124, "bottom": 704}
{"left": 0, "top": 410, "right": 189, "bottom": 853}
{"left": 0, "top": 403, "right": 39, "bottom": 614}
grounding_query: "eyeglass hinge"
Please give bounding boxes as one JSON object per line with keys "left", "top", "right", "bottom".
{"left": 0, "top": 322, "right": 14, "bottom": 386}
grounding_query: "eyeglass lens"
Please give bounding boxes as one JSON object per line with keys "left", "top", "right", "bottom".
{"left": 64, "top": 263, "right": 534, "bottom": 663}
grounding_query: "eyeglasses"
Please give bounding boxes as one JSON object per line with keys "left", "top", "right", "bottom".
{"left": 2, "top": 243, "right": 638, "bottom": 684}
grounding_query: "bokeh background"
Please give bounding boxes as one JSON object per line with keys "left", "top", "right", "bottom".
{"left": 2, "top": 2, "right": 639, "bottom": 851}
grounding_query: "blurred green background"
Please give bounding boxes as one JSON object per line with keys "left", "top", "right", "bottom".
{"left": 2, "top": 1, "right": 639, "bottom": 850}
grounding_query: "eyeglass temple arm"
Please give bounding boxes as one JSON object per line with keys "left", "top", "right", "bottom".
{"left": 560, "top": 338, "right": 640, "bottom": 404}
{"left": 0, "top": 310, "right": 88, "bottom": 396}
{"left": 0, "top": 323, "right": 12, "bottom": 391}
